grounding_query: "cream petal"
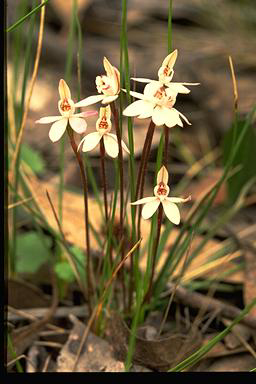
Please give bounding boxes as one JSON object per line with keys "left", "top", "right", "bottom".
{"left": 75, "top": 95, "right": 104, "bottom": 108}
{"left": 182, "top": 82, "right": 200, "bottom": 86}
{"left": 69, "top": 117, "right": 87, "bottom": 134}
{"left": 161, "top": 49, "right": 178, "bottom": 71}
{"left": 164, "top": 108, "right": 182, "bottom": 128}
{"left": 122, "top": 89, "right": 147, "bottom": 101}
{"left": 74, "top": 111, "right": 98, "bottom": 118}
{"left": 162, "top": 200, "right": 181, "bottom": 225}
{"left": 157, "top": 165, "right": 169, "bottom": 185}
{"left": 102, "top": 95, "right": 119, "bottom": 104}
{"left": 130, "top": 77, "right": 152, "bottom": 83}
{"left": 131, "top": 196, "right": 157, "bottom": 205}
{"left": 123, "top": 100, "right": 149, "bottom": 117}
{"left": 106, "top": 133, "right": 130, "bottom": 154}
{"left": 49, "top": 118, "right": 68, "bottom": 142}
{"left": 142, "top": 199, "right": 160, "bottom": 219}
{"left": 152, "top": 106, "right": 166, "bottom": 126}
{"left": 166, "top": 82, "right": 191, "bottom": 94}
{"left": 80, "top": 132, "right": 101, "bottom": 152}
{"left": 103, "top": 134, "right": 119, "bottom": 158}
{"left": 59, "top": 79, "right": 71, "bottom": 100}
{"left": 35, "top": 116, "right": 62, "bottom": 124}
{"left": 103, "top": 57, "right": 115, "bottom": 79}
{"left": 137, "top": 101, "right": 154, "bottom": 118}
{"left": 121, "top": 140, "right": 130, "bottom": 154}
{"left": 144, "top": 81, "right": 162, "bottom": 98}
{"left": 177, "top": 109, "right": 191, "bottom": 125}
{"left": 166, "top": 196, "right": 191, "bottom": 203}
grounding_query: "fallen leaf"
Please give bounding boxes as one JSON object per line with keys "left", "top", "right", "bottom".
{"left": 105, "top": 311, "right": 202, "bottom": 371}
{"left": 57, "top": 315, "right": 124, "bottom": 372}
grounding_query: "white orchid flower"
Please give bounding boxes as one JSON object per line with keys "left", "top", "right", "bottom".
{"left": 123, "top": 81, "right": 191, "bottom": 127}
{"left": 78, "top": 105, "right": 130, "bottom": 158}
{"left": 131, "top": 49, "right": 199, "bottom": 94}
{"left": 131, "top": 166, "right": 190, "bottom": 224}
{"left": 75, "top": 57, "right": 120, "bottom": 108}
{"left": 35, "top": 79, "right": 97, "bottom": 142}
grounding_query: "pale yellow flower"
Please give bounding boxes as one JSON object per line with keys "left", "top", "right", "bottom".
{"left": 75, "top": 57, "right": 120, "bottom": 108}
{"left": 35, "top": 79, "right": 97, "bottom": 142}
{"left": 131, "top": 49, "right": 199, "bottom": 94}
{"left": 123, "top": 81, "right": 191, "bottom": 127}
{"left": 131, "top": 166, "right": 190, "bottom": 224}
{"left": 78, "top": 105, "right": 129, "bottom": 158}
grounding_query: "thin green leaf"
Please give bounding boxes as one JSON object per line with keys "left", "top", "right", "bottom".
{"left": 6, "top": 0, "right": 49, "bottom": 33}
{"left": 169, "top": 298, "right": 256, "bottom": 371}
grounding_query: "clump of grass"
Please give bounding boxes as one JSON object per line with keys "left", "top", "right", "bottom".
{"left": 6, "top": 0, "right": 256, "bottom": 373}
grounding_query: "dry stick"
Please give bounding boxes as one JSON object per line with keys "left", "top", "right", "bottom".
{"left": 66, "top": 126, "right": 93, "bottom": 313}
{"left": 8, "top": 305, "right": 89, "bottom": 324}
{"left": 8, "top": 270, "right": 59, "bottom": 366}
{"left": 158, "top": 232, "right": 194, "bottom": 337}
{"left": 229, "top": 326, "right": 256, "bottom": 359}
{"left": 110, "top": 102, "right": 126, "bottom": 309}
{"left": 42, "top": 354, "right": 52, "bottom": 373}
{"left": 7, "top": 355, "right": 37, "bottom": 371}
{"left": 99, "top": 139, "right": 108, "bottom": 223}
{"left": 46, "top": 190, "right": 87, "bottom": 300}
{"left": 72, "top": 238, "right": 142, "bottom": 372}
{"left": 160, "top": 282, "right": 256, "bottom": 329}
{"left": 8, "top": 197, "right": 33, "bottom": 209}
{"left": 10, "top": 0, "right": 45, "bottom": 180}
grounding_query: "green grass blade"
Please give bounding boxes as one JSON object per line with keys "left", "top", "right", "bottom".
{"left": 169, "top": 298, "right": 256, "bottom": 371}
{"left": 6, "top": 0, "right": 49, "bottom": 33}
{"left": 154, "top": 106, "right": 256, "bottom": 298}
{"left": 58, "top": 0, "right": 77, "bottom": 223}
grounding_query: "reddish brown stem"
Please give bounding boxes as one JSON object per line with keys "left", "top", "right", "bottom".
{"left": 135, "top": 121, "right": 155, "bottom": 200}
{"left": 163, "top": 125, "right": 169, "bottom": 167}
{"left": 137, "top": 120, "right": 155, "bottom": 241}
{"left": 67, "top": 126, "right": 93, "bottom": 313}
{"left": 100, "top": 138, "right": 108, "bottom": 223}
{"left": 110, "top": 102, "right": 126, "bottom": 310}
{"left": 143, "top": 204, "right": 163, "bottom": 305}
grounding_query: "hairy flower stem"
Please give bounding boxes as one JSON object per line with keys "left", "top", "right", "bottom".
{"left": 163, "top": 126, "right": 169, "bottom": 167}
{"left": 100, "top": 139, "right": 108, "bottom": 223}
{"left": 67, "top": 126, "right": 93, "bottom": 313}
{"left": 137, "top": 120, "right": 155, "bottom": 240}
{"left": 111, "top": 102, "right": 126, "bottom": 310}
{"left": 143, "top": 126, "right": 168, "bottom": 305}
{"left": 135, "top": 120, "right": 155, "bottom": 201}
{"left": 143, "top": 205, "right": 163, "bottom": 305}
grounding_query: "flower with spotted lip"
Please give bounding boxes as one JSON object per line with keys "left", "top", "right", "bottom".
{"left": 78, "top": 105, "right": 130, "bottom": 158}
{"left": 131, "top": 166, "right": 191, "bottom": 224}
{"left": 131, "top": 49, "right": 199, "bottom": 94}
{"left": 75, "top": 57, "right": 120, "bottom": 108}
{"left": 123, "top": 81, "right": 191, "bottom": 127}
{"left": 35, "top": 79, "right": 97, "bottom": 142}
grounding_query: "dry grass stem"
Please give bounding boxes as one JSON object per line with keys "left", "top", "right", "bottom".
{"left": 10, "top": 0, "right": 46, "bottom": 182}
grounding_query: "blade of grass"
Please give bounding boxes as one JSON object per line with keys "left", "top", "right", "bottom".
{"left": 6, "top": 0, "right": 49, "bottom": 33}
{"left": 10, "top": 0, "right": 45, "bottom": 274}
{"left": 72, "top": 238, "right": 142, "bottom": 372}
{"left": 154, "top": 106, "right": 256, "bottom": 298}
{"left": 58, "top": 0, "right": 77, "bottom": 224}
{"left": 169, "top": 298, "right": 256, "bottom": 371}
{"left": 121, "top": 0, "right": 137, "bottom": 303}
